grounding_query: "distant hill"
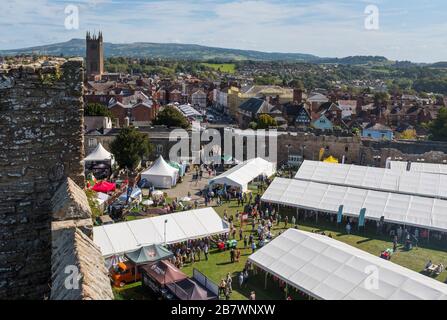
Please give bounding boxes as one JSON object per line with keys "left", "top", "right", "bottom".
{"left": 0, "top": 38, "right": 411, "bottom": 66}
{"left": 0, "top": 39, "right": 319, "bottom": 62}
{"left": 430, "top": 62, "right": 447, "bottom": 68}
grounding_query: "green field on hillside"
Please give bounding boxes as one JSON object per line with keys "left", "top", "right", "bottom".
{"left": 201, "top": 63, "right": 236, "bottom": 74}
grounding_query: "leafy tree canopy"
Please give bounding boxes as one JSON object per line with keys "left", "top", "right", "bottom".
{"left": 428, "top": 107, "right": 447, "bottom": 141}
{"left": 399, "top": 129, "right": 417, "bottom": 140}
{"left": 153, "top": 106, "right": 190, "bottom": 129}
{"left": 257, "top": 114, "right": 277, "bottom": 129}
{"left": 85, "top": 103, "right": 113, "bottom": 118}
{"left": 110, "top": 127, "right": 153, "bottom": 170}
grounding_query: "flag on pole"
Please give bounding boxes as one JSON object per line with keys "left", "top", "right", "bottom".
{"left": 358, "top": 208, "right": 366, "bottom": 227}
{"left": 337, "top": 205, "right": 343, "bottom": 223}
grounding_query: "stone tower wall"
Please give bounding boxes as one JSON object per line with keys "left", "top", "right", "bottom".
{"left": 86, "top": 33, "right": 104, "bottom": 77}
{"left": 0, "top": 58, "right": 85, "bottom": 299}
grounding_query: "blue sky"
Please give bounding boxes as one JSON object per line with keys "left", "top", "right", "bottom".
{"left": 1, "top": 0, "right": 446, "bottom": 62}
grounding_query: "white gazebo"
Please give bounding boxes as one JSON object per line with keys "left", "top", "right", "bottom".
{"left": 84, "top": 143, "right": 114, "bottom": 166}
{"left": 140, "top": 156, "right": 179, "bottom": 189}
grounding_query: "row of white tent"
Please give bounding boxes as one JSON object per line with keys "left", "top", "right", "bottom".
{"left": 249, "top": 228, "right": 447, "bottom": 300}
{"left": 389, "top": 160, "right": 447, "bottom": 175}
{"left": 261, "top": 177, "right": 447, "bottom": 232}
{"left": 295, "top": 160, "right": 447, "bottom": 200}
{"left": 93, "top": 208, "right": 229, "bottom": 258}
{"left": 209, "top": 157, "right": 276, "bottom": 192}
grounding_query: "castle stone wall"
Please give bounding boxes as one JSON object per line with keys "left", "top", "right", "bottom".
{"left": 0, "top": 58, "right": 85, "bottom": 299}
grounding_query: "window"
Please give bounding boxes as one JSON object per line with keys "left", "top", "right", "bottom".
{"left": 156, "top": 144, "right": 163, "bottom": 153}
{"left": 345, "top": 146, "right": 349, "bottom": 152}
{"left": 88, "top": 138, "right": 97, "bottom": 147}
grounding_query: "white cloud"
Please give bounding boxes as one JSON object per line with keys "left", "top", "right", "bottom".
{"left": 1, "top": 0, "right": 446, "bottom": 62}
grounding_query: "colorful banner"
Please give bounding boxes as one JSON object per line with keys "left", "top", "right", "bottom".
{"left": 337, "top": 205, "right": 343, "bottom": 223}
{"left": 359, "top": 208, "right": 366, "bottom": 227}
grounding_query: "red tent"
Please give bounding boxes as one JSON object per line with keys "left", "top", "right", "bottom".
{"left": 92, "top": 181, "right": 116, "bottom": 193}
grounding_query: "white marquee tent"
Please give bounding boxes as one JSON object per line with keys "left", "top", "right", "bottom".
{"left": 389, "top": 161, "right": 447, "bottom": 175}
{"left": 261, "top": 177, "right": 447, "bottom": 232}
{"left": 93, "top": 208, "right": 229, "bottom": 258}
{"left": 84, "top": 143, "right": 114, "bottom": 165}
{"left": 140, "top": 156, "right": 179, "bottom": 188}
{"left": 295, "top": 160, "right": 447, "bottom": 200}
{"left": 249, "top": 228, "right": 447, "bottom": 300}
{"left": 209, "top": 157, "right": 276, "bottom": 192}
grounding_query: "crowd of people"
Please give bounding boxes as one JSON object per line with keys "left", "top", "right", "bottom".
{"left": 167, "top": 236, "right": 223, "bottom": 269}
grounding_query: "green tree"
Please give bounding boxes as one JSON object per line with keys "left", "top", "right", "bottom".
{"left": 153, "top": 106, "right": 190, "bottom": 129}
{"left": 374, "top": 92, "right": 390, "bottom": 106}
{"left": 110, "top": 127, "right": 153, "bottom": 170}
{"left": 428, "top": 107, "right": 447, "bottom": 141}
{"left": 248, "top": 121, "right": 258, "bottom": 130}
{"left": 399, "top": 129, "right": 417, "bottom": 140}
{"left": 352, "top": 128, "right": 360, "bottom": 136}
{"left": 257, "top": 114, "right": 277, "bottom": 129}
{"left": 85, "top": 103, "right": 113, "bottom": 118}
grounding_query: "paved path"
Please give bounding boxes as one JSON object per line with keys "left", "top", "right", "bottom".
{"left": 164, "top": 171, "right": 214, "bottom": 202}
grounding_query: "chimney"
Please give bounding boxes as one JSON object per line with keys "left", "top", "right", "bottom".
{"left": 293, "top": 89, "right": 303, "bottom": 104}
{"left": 103, "top": 117, "right": 111, "bottom": 129}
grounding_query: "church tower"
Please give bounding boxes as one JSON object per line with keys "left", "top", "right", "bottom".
{"left": 86, "top": 31, "right": 104, "bottom": 80}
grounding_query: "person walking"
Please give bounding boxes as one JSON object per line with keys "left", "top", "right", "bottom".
{"left": 204, "top": 243, "right": 209, "bottom": 261}
{"left": 243, "top": 269, "right": 249, "bottom": 288}
{"left": 243, "top": 235, "right": 248, "bottom": 248}
{"left": 238, "top": 272, "right": 244, "bottom": 288}
{"left": 346, "top": 223, "right": 351, "bottom": 235}
{"left": 251, "top": 241, "right": 256, "bottom": 253}
{"left": 196, "top": 245, "right": 201, "bottom": 261}
{"left": 225, "top": 285, "right": 231, "bottom": 300}
{"left": 230, "top": 247, "right": 235, "bottom": 263}
{"left": 226, "top": 273, "right": 233, "bottom": 293}
{"left": 219, "top": 279, "right": 226, "bottom": 297}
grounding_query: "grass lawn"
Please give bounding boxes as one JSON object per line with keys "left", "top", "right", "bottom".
{"left": 114, "top": 183, "right": 447, "bottom": 300}
{"left": 202, "top": 63, "right": 236, "bottom": 74}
